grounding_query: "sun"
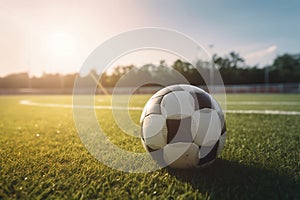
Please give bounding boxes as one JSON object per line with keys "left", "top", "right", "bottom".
{"left": 46, "top": 32, "right": 77, "bottom": 57}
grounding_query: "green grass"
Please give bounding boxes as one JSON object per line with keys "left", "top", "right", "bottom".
{"left": 0, "top": 94, "right": 300, "bottom": 199}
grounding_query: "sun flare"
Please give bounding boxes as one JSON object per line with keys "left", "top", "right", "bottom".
{"left": 46, "top": 32, "right": 77, "bottom": 57}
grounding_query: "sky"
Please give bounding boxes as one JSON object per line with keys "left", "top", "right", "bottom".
{"left": 0, "top": 0, "right": 299, "bottom": 76}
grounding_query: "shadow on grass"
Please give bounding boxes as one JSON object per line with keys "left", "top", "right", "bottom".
{"left": 167, "top": 159, "right": 300, "bottom": 200}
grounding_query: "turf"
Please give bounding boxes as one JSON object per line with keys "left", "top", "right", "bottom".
{"left": 0, "top": 94, "right": 300, "bottom": 199}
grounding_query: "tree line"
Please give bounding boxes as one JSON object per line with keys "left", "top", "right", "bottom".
{"left": 0, "top": 52, "right": 299, "bottom": 88}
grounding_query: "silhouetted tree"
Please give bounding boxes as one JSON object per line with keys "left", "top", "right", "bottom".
{"left": 269, "top": 53, "right": 300, "bottom": 83}
{"left": 0, "top": 52, "right": 299, "bottom": 89}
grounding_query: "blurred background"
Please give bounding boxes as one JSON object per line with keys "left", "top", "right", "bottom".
{"left": 0, "top": 0, "right": 299, "bottom": 94}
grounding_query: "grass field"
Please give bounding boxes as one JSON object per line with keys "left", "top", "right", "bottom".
{"left": 1, "top": 94, "right": 300, "bottom": 199}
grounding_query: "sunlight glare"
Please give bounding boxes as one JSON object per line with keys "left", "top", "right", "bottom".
{"left": 46, "top": 32, "right": 77, "bottom": 57}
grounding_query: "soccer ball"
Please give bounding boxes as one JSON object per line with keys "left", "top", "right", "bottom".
{"left": 140, "top": 84, "right": 226, "bottom": 168}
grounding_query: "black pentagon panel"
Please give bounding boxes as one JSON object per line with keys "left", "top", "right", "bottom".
{"left": 146, "top": 146, "right": 166, "bottom": 167}
{"left": 191, "top": 92, "right": 213, "bottom": 110}
{"left": 221, "top": 121, "right": 226, "bottom": 135}
{"left": 198, "top": 140, "right": 219, "bottom": 165}
{"left": 144, "top": 96, "right": 163, "bottom": 117}
{"left": 166, "top": 117, "right": 193, "bottom": 144}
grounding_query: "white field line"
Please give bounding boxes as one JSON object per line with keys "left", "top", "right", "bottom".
{"left": 19, "top": 100, "right": 300, "bottom": 115}
{"left": 19, "top": 100, "right": 143, "bottom": 110}
{"left": 227, "top": 101, "right": 300, "bottom": 105}
{"left": 226, "top": 110, "right": 300, "bottom": 115}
